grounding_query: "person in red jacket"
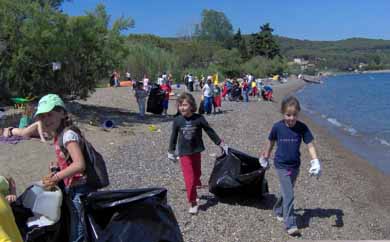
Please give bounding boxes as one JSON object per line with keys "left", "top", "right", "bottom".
{"left": 160, "top": 80, "right": 172, "bottom": 116}
{"left": 221, "top": 80, "right": 229, "bottom": 100}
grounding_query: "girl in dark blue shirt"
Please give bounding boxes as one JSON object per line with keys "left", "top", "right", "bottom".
{"left": 260, "top": 96, "right": 321, "bottom": 236}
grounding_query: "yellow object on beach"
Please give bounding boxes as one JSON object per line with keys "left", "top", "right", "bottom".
{"left": 148, "top": 125, "right": 157, "bottom": 132}
{"left": 148, "top": 125, "right": 160, "bottom": 132}
{"left": 213, "top": 73, "right": 219, "bottom": 85}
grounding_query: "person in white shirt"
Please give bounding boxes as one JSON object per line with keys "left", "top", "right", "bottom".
{"left": 143, "top": 74, "right": 149, "bottom": 92}
{"left": 202, "top": 78, "right": 214, "bottom": 114}
{"left": 188, "top": 74, "right": 194, "bottom": 92}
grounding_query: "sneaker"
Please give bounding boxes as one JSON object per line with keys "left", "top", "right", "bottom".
{"left": 287, "top": 227, "right": 300, "bottom": 236}
{"left": 188, "top": 205, "right": 199, "bottom": 215}
{"left": 276, "top": 216, "right": 284, "bottom": 222}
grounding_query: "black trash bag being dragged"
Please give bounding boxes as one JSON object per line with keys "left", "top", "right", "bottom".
{"left": 209, "top": 148, "right": 268, "bottom": 198}
{"left": 147, "top": 83, "right": 165, "bottom": 114}
{"left": 82, "top": 188, "right": 184, "bottom": 242}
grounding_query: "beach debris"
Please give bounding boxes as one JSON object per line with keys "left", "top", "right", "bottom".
{"left": 148, "top": 125, "right": 161, "bottom": 132}
{"left": 103, "top": 119, "right": 115, "bottom": 129}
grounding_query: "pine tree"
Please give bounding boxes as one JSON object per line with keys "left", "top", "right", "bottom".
{"left": 239, "top": 38, "right": 248, "bottom": 60}
{"left": 251, "top": 23, "right": 280, "bottom": 59}
{"left": 232, "top": 28, "right": 242, "bottom": 49}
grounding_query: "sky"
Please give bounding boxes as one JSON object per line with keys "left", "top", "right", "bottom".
{"left": 62, "top": 0, "right": 390, "bottom": 41}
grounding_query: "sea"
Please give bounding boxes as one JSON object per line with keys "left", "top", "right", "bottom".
{"left": 296, "top": 72, "right": 390, "bottom": 174}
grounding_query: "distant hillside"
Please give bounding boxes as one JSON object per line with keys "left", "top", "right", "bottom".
{"left": 274, "top": 36, "right": 390, "bottom": 70}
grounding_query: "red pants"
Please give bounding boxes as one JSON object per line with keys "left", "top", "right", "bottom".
{"left": 179, "top": 153, "right": 202, "bottom": 203}
{"left": 214, "top": 95, "right": 222, "bottom": 107}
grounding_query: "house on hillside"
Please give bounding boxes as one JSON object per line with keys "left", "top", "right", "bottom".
{"left": 292, "top": 58, "right": 310, "bottom": 70}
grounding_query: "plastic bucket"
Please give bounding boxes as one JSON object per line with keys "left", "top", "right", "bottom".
{"left": 103, "top": 120, "right": 115, "bottom": 129}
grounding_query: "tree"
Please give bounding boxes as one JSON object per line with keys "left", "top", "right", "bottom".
{"left": 232, "top": 28, "right": 242, "bottom": 49}
{"left": 194, "top": 9, "right": 233, "bottom": 44}
{"left": 213, "top": 48, "right": 242, "bottom": 77}
{"left": 238, "top": 38, "right": 249, "bottom": 60}
{"left": 0, "top": 1, "right": 134, "bottom": 98}
{"left": 250, "top": 23, "right": 280, "bottom": 59}
{"left": 32, "top": 0, "right": 69, "bottom": 9}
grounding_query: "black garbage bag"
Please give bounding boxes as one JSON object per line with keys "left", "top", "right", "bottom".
{"left": 198, "top": 100, "right": 205, "bottom": 114}
{"left": 12, "top": 184, "right": 70, "bottom": 242}
{"left": 82, "top": 188, "right": 184, "bottom": 242}
{"left": 228, "top": 86, "right": 242, "bottom": 101}
{"left": 147, "top": 83, "right": 165, "bottom": 114}
{"left": 209, "top": 148, "right": 268, "bottom": 198}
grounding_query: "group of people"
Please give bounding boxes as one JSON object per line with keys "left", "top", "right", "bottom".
{"left": 133, "top": 73, "right": 173, "bottom": 118}
{"left": 1, "top": 77, "right": 321, "bottom": 241}
{"left": 222, "top": 75, "right": 273, "bottom": 102}
{"left": 109, "top": 70, "right": 132, "bottom": 87}
{"left": 201, "top": 76, "right": 222, "bottom": 114}
{"left": 167, "top": 92, "right": 322, "bottom": 236}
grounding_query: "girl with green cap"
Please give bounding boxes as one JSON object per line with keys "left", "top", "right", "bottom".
{"left": 36, "top": 94, "right": 96, "bottom": 242}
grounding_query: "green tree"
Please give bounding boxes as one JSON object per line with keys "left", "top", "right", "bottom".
{"left": 232, "top": 28, "right": 242, "bottom": 48}
{"left": 213, "top": 48, "right": 242, "bottom": 77}
{"left": 194, "top": 9, "right": 233, "bottom": 44}
{"left": 32, "top": 0, "right": 69, "bottom": 9}
{"left": 251, "top": 23, "right": 280, "bottom": 59}
{"left": 0, "top": 1, "right": 134, "bottom": 98}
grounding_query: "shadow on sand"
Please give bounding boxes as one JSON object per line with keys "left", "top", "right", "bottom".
{"left": 198, "top": 193, "right": 277, "bottom": 212}
{"left": 296, "top": 208, "right": 344, "bottom": 229}
{"left": 68, "top": 103, "right": 175, "bottom": 128}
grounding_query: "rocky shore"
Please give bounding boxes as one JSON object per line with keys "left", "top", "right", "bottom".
{"left": 1, "top": 78, "right": 389, "bottom": 241}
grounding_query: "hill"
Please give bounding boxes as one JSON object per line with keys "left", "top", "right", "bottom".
{"left": 274, "top": 36, "right": 390, "bottom": 71}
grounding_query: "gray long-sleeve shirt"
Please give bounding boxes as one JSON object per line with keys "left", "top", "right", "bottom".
{"left": 168, "top": 114, "right": 221, "bottom": 156}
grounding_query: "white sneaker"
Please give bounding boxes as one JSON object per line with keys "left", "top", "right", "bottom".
{"left": 287, "top": 227, "right": 300, "bottom": 236}
{"left": 276, "top": 216, "right": 284, "bottom": 222}
{"left": 188, "top": 205, "right": 199, "bottom": 215}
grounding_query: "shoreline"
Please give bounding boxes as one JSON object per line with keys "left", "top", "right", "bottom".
{"left": 282, "top": 78, "right": 390, "bottom": 210}
{"left": 1, "top": 78, "right": 390, "bottom": 239}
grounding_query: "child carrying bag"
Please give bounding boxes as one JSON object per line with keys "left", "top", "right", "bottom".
{"left": 58, "top": 126, "right": 109, "bottom": 189}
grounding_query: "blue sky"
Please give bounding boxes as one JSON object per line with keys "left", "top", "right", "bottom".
{"left": 62, "top": 0, "right": 390, "bottom": 41}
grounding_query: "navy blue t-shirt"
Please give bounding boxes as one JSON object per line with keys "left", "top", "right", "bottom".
{"left": 268, "top": 120, "right": 314, "bottom": 169}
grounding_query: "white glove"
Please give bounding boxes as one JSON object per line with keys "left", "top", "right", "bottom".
{"left": 167, "top": 152, "right": 177, "bottom": 162}
{"left": 309, "top": 159, "right": 321, "bottom": 177}
{"left": 219, "top": 141, "right": 229, "bottom": 154}
{"left": 259, "top": 157, "right": 270, "bottom": 169}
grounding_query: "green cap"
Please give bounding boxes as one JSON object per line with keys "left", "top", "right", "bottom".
{"left": 35, "top": 94, "right": 65, "bottom": 116}
{"left": 0, "top": 176, "right": 9, "bottom": 197}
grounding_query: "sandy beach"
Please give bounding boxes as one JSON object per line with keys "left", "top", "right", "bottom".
{"left": 1, "top": 78, "right": 390, "bottom": 241}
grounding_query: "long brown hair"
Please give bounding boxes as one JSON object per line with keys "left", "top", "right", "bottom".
{"left": 177, "top": 92, "right": 197, "bottom": 113}
{"left": 281, "top": 96, "right": 301, "bottom": 114}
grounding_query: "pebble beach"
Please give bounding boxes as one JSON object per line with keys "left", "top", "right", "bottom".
{"left": 1, "top": 77, "right": 390, "bottom": 241}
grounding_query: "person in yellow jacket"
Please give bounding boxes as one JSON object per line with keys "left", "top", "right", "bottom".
{"left": 0, "top": 194, "right": 23, "bottom": 242}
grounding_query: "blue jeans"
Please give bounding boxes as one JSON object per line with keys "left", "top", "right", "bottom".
{"left": 114, "top": 79, "right": 119, "bottom": 87}
{"left": 137, "top": 98, "right": 146, "bottom": 117}
{"left": 204, "top": 96, "right": 213, "bottom": 114}
{"left": 242, "top": 90, "right": 248, "bottom": 102}
{"left": 273, "top": 168, "right": 299, "bottom": 229}
{"left": 66, "top": 184, "right": 96, "bottom": 242}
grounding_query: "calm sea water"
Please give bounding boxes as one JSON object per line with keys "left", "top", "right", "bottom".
{"left": 296, "top": 73, "right": 390, "bottom": 174}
